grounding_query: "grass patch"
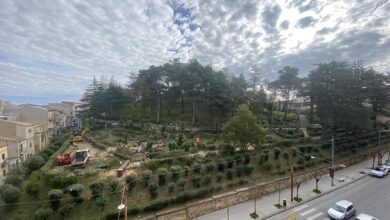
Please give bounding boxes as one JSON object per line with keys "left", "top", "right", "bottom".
{"left": 293, "top": 197, "right": 303, "bottom": 202}
{"left": 359, "top": 171, "right": 366, "bottom": 174}
{"left": 274, "top": 203, "right": 283, "bottom": 209}
{"left": 313, "top": 189, "right": 321, "bottom": 194}
{"left": 250, "top": 212, "right": 259, "bottom": 219}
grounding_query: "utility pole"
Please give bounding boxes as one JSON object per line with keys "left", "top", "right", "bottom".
{"left": 378, "top": 130, "right": 382, "bottom": 165}
{"left": 331, "top": 136, "right": 334, "bottom": 187}
{"left": 290, "top": 147, "right": 294, "bottom": 202}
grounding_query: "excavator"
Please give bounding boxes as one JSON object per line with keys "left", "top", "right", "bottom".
{"left": 73, "top": 128, "right": 90, "bottom": 142}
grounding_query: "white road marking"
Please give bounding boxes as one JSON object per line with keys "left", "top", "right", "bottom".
{"left": 293, "top": 204, "right": 309, "bottom": 211}
{"left": 307, "top": 212, "right": 323, "bottom": 220}
{"left": 301, "top": 208, "right": 316, "bottom": 216}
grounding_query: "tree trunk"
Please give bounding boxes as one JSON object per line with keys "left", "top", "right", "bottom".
{"left": 192, "top": 90, "right": 195, "bottom": 126}
{"left": 181, "top": 91, "right": 184, "bottom": 114}
{"left": 156, "top": 95, "right": 161, "bottom": 124}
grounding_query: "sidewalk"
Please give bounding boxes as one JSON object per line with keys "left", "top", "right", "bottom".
{"left": 197, "top": 154, "right": 386, "bottom": 220}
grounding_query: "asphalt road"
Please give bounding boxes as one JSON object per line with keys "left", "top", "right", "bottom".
{"left": 267, "top": 174, "right": 390, "bottom": 220}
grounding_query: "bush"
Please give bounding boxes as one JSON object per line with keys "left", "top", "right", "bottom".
{"left": 273, "top": 147, "right": 281, "bottom": 159}
{"left": 216, "top": 172, "right": 224, "bottom": 182}
{"left": 191, "top": 175, "right": 201, "bottom": 188}
{"left": 59, "top": 203, "right": 75, "bottom": 218}
{"left": 192, "top": 162, "right": 201, "bottom": 175}
{"left": 108, "top": 179, "right": 119, "bottom": 192}
{"left": 39, "top": 152, "right": 49, "bottom": 160}
{"left": 41, "top": 148, "right": 55, "bottom": 157}
{"left": 307, "top": 145, "right": 313, "bottom": 153}
{"left": 143, "top": 198, "right": 170, "bottom": 212}
{"left": 220, "top": 143, "right": 235, "bottom": 155}
{"left": 227, "top": 157, "right": 234, "bottom": 168}
{"left": 168, "top": 182, "right": 175, "bottom": 193}
{"left": 263, "top": 149, "right": 269, "bottom": 161}
{"left": 89, "top": 181, "right": 104, "bottom": 198}
{"left": 157, "top": 168, "right": 168, "bottom": 186}
{"left": 4, "top": 175, "right": 23, "bottom": 187}
{"left": 48, "top": 189, "right": 63, "bottom": 209}
{"left": 206, "top": 162, "right": 215, "bottom": 173}
{"left": 0, "top": 184, "right": 21, "bottom": 203}
{"left": 236, "top": 165, "right": 244, "bottom": 177}
{"left": 24, "top": 179, "right": 40, "bottom": 197}
{"left": 184, "top": 166, "right": 190, "bottom": 176}
{"left": 95, "top": 195, "right": 109, "bottom": 210}
{"left": 142, "top": 170, "right": 153, "bottom": 186}
{"left": 176, "top": 178, "right": 187, "bottom": 190}
{"left": 148, "top": 182, "right": 158, "bottom": 198}
{"left": 283, "top": 152, "right": 289, "bottom": 160}
{"left": 202, "top": 175, "right": 212, "bottom": 186}
{"left": 50, "top": 175, "right": 78, "bottom": 188}
{"left": 217, "top": 159, "right": 225, "bottom": 172}
{"left": 26, "top": 156, "right": 45, "bottom": 173}
{"left": 226, "top": 169, "right": 233, "bottom": 180}
{"left": 126, "top": 175, "right": 137, "bottom": 190}
{"left": 170, "top": 166, "right": 181, "bottom": 182}
{"left": 243, "top": 153, "right": 251, "bottom": 164}
{"left": 147, "top": 160, "right": 158, "bottom": 172}
{"left": 34, "top": 207, "right": 52, "bottom": 220}
{"left": 234, "top": 154, "right": 243, "bottom": 165}
{"left": 243, "top": 164, "right": 255, "bottom": 175}
{"left": 69, "top": 184, "right": 84, "bottom": 203}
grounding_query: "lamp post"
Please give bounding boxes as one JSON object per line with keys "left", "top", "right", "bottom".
{"left": 331, "top": 136, "right": 334, "bottom": 187}
{"left": 289, "top": 147, "right": 294, "bottom": 202}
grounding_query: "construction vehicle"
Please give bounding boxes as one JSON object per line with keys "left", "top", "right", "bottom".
{"left": 71, "top": 149, "right": 90, "bottom": 168}
{"left": 73, "top": 128, "right": 90, "bottom": 142}
{"left": 55, "top": 153, "right": 71, "bottom": 165}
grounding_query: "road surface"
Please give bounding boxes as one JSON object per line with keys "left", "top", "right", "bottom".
{"left": 268, "top": 175, "right": 390, "bottom": 220}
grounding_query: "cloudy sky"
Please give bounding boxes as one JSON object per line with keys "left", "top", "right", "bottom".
{"left": 0, "top": 0, "right": 389, "bottom": 104}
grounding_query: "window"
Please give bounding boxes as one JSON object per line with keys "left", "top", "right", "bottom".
{"left": 346, "top": 205, "right": 353, "bottom": 212}
{"left": 28, "top": 129, "right": 32, "bottom": 133}
{"left": 30, "top": 143, "right": 32, "bottom": 148}
{"left": 2, "top": 170, "right": 5, "bottom": 176}
{"left": 1, "top": 154, "right": 4, "bottom": 160}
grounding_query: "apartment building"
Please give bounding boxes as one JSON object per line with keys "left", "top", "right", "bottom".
{"left": 0, "top": 141, "right": 8, "bottom": 178}
{"left": 0, "top": 120, "right": 35, "bottom": 170}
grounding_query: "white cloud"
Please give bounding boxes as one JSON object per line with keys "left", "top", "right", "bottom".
{"left": 0, "top": 0, "right": 389, "bottom": 103}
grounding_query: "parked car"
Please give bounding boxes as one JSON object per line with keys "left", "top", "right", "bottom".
{"left": 369, "top": 167, "right": 387, "bottom": 178}
{"left": 379, "top": 163, "right": 390, "bottom": 171}
{"left": 328, "top": 200, "right": 356, "bottom": 220}
{"left": 355, "top": 213, "right": 378, "bottom": 220}
{"left": 375, "top": 166, "right": 388, "bottom": 175}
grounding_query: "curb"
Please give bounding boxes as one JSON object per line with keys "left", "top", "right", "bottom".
{"left": 261, "top": 173, "right": 369, "bottom": 220}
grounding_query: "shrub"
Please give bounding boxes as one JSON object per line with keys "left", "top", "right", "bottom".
{"left": 236, "top": 165, "right": 244, "bottom": 177}
{"left": 4, "top": 175, "right": 23, "bottom": 187}
{"left": 307, "top": 145, "right": 313, "bottom": 153}
{"left": 69, "top": 184, "right": 84, "bottom": 203}
{"left": 216, "top": 172, "right": 224, "bottom": 182}
{"left": 263, "top": 149, "right": 269, "bottom": 161}
{"left": 227, "top": 157, "right": 234, "bottom": 168}
{"left": 39, "top": 152, "right": 49, "bottom": 160}
{"left": 206, "top": 162, "right": 215, "bottom": 173}
{"left": 168, "top": 141, "right": 177, "bottom": 150}
{"left": 126, "top": 175, "right": 137, "bottom": 190}
{"left": 243, "top": 164, "right": 255, "bottom": 175}
{"left": 243, "top": 153, "right": 251, "bottom": 164}
{"left": 184, "top": 166, "right": 190, "bottom": 176}
{"left": 296, "top": 157, "right": 305, "bottom": 165}
{"left": 220, "top": 143, "right": 235, "bottom": 155}
{"left": 202, "top": 175, "right": 212, "bottom": 186}
{"left": 108, "top": 179, "right": 119, "bottom": 192}
{"left": 26, "top": 156, "right": 45, "bottom": 173}
{"left": 192, "top": 163, "right": 201, "bottom": 175}
{"left": 273, "top": 147, "right": 281, "bottom": 159}
{"left": 168, "top": 182, "right": 175, "bottom": 193}
{"left": 0, "top": 184, "right": 21, "bottom": 203}
{"left": 234, "top": 154, "right": 243, "bottom": 165}
{"left": 148, "top": 182, "right": 158, "bottom": 198}
{"left": 170, "top": 166, "right": 181, "bottom": 182}
{"left": 147, "top": 160, "right": 158, "bottom": 172}
{"left": 143, "top": 198, "right": 170, "bottom": 212}
{"left": 48, "top": 189, "right": 63, "bottom": 209}
{"left": 298, "top": 146, "right": 306, "bottom": 154}
{"left": 226, "top": 169, "right": 233, "bottom": 180}
{"left": 216, "top": 159, "right": 225, "bottom": 172}
{"left": 24, "top": 179, "right": 40, "bottom": 197}
{"left": 41, "top": 148, "right": 55, "bottom": 157}
{"left": 142, "top": 170, "right": 153, "bottom": 186}
{"left": 176, "top": 178, "right": 187, "bottom": 190}
{"left": 34, "top": 207, "right": 52, "bottom": 220}
{"left": 59, "top": 203, "right": 75, "bottom": 218}
{"left": 283, "top": 152, "right": 289, "bottom": 160}
{"left": 191, "top": 175, "right": 201, "bottom": 188}
{"left": 157, "top": 168, "right": 168, "bottom": 186}
{"left": 89, "top": 181, "right": 104, "bottom": 198}
{"left": 95, "top": 195, "right": 109, "bottom": 210}
{"left": 50, "top": 175, "right": 78, "bottom": 188}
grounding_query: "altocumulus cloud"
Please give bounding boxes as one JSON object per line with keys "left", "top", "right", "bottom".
{"left": 0, "top": 0, "right": 389, "bottom": 103}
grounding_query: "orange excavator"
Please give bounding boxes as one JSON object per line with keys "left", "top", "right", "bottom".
{"left": 73, "top": 128, "right": 90, "bottom": 142}
{"left": 55, "top": 153, "right": 71, "bottom": 165}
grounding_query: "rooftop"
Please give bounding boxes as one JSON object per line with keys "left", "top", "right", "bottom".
{"left": 0, "top": 119, "right": 34, "bottom": 126}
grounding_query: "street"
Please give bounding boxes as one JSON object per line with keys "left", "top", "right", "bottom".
{"left": 268, "top": 175, "right": 390, "bottom": 220}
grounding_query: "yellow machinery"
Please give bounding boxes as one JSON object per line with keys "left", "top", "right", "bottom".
{"left": 73, "top": 128, "right": 90, "bottom": 142}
